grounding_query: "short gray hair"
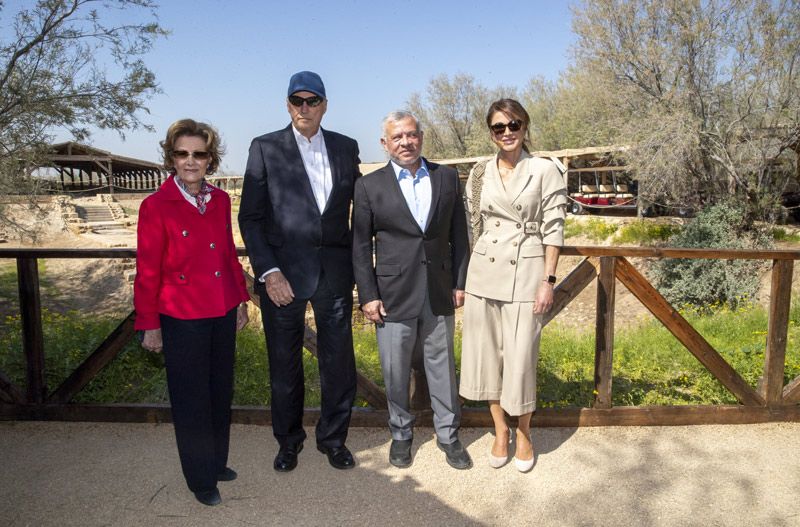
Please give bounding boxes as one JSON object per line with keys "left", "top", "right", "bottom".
{"left": 381, "top": 110, "right": 421, "bottom": 137}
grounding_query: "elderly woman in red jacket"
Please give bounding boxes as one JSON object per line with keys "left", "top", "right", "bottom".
{"left": 134, "top": 119, "right": 250, "bottom": 506}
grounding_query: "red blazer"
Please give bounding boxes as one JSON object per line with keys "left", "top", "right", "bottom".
{"left": 134, "top": 175, "right": 250, "bottom": 330}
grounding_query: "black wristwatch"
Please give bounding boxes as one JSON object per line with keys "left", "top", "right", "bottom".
{"left": 544, "top": 275, "right": 557, "bottom": 285}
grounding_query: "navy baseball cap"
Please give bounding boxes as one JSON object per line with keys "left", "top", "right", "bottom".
{"left": 287, "top": 71, "right": 326, "bottom": 98}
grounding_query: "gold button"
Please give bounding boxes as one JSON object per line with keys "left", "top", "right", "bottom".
{"left": 495, "top": 221, "right": 500, "bottom": 227}
{"left": 510, "top": 260, "right": 516, "bottom": 265}
{"left": 489, "top": 257, "right": 495, "bottom": 263}
{"left": 512, "top": 241, "right": 518, "bottom": 247}
{"left": 516, "top": 223, "right": 521, "bottom": 229}
{"left": 210, "top": 243, "right": 216, "bottom": 249}
{"left": 492, "top": 239, "right": 497, "bottom": 243}
{"left": 182, "top": 230, "right": 189, "bottom": 237}
{"left": 516, "top": 205, "right": 522, "bottom": 210}
{"left": 214, "top": 271, "right": 221, "bottom": 277}
{"left": 488, "top": 205, "right": 493, "bottom": 211}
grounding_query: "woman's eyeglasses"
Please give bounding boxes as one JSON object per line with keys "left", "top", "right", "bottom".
{"left": 172, "top": 150, "right": 210, "bottom": 160}
{"left": 288, "top": 95, "right": 324, "bottom": 108}
{"left": 490, "top": 120, "right": 523, "bottom": 135}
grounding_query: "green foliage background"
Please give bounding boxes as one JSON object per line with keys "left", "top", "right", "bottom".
{"left": 651, "top": 203, "right": 773, "bottom": 311}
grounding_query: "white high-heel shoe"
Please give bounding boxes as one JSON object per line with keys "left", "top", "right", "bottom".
{"left": 488, "top": 431, "right": 510, "bottom": 468}
{"left": 513, "top": 455, "right": 534, "bottom": 472}
{"left": 513, "top": 430, "right": 535, "bottom": 472}
{"left": 489, "top": 451, "right": 509, "bottom": 468}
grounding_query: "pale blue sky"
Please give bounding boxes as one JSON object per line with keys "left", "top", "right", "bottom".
{"left": 43, "top": 1, "right": 577, "bottom": 172}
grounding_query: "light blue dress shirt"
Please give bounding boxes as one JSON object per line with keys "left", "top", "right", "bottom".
{"left": 391, "top": 160, "right": 432, "bottom": 232}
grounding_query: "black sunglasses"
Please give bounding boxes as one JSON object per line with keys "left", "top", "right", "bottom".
{"left": 172, "top": 150, "right": 210, "bottom": 160}
{"left": 288, "top": 94, "right": 324, "bottom": 108}
{"left": 490, "top": 120, "right": 523, "bottom": 135}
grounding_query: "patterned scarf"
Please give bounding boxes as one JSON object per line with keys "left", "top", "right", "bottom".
{"left": 175, "top": 175, "right": 213, "bottom": 214}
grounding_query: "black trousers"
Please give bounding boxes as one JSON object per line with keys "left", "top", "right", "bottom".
{"left": 161, "top": 307, "right": 236, "bottom": 493}
{"left": 259, "top": 270, "right": 356, "bottom": 448}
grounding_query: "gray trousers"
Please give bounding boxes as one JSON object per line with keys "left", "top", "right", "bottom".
{"left": 375, "top": 292, "right": 461, "bottom": 444}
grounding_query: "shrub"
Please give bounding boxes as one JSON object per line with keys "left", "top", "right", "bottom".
{"left": 564, "top": 217, "right": 619, "bottom": 241}
{"left": 614, "top": 221, "right": 681, "bottom": 245}
{"left": 649, "top": 203, "right": 773, "bottom": 311}
{"left": 564, "top": 217, "right": 582, "bottom": 239}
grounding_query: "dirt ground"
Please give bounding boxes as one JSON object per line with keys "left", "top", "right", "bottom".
{"left": 2, "top": 198, "right": 800, "bottom": 330}
{"left": 3, "top": 421, "right": 800, "bottom": 526}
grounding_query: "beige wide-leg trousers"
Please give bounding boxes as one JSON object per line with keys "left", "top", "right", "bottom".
{"left": 459, "top": 293, "right": 542, "bottom": 416}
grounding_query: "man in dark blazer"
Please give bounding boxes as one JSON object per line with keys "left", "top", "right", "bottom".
{"left": 239, "top": 71, "right": 360, "bottom": 472}
{"left": 352, "top": 111, "right": 471, "bottom": 469}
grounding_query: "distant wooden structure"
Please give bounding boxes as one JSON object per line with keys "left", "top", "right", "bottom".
{"left": 42, "top": 142, "right": 165, "bottom": 195}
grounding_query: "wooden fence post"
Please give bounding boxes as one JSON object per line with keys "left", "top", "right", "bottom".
{"left": 17, "top": 257, "right": 46, "bottom": 403}
{"left": 593, "top": 256, "right": 616, "bottom": 408}
{"left": 763, "top": 259, "right": 793, "bottom": 405}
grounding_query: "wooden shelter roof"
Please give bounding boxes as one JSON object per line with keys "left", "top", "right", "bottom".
{"left": 46, "top": 142, "right": 163, "bottom": 176}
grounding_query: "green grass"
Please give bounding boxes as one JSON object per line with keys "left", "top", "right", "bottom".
{"left": 613, "top": 221, "right": 681, "bottom": 245}
{"left": 0, "top": 261, "right": 18, "bottom": 312}
{"left": 538, "top": 300, "right": 800, "bottom": 407}
{"left": 565, "top": 217, "right": 681, "bottom": 245}
{"left": 564, "top": 217, "right": 619, "bottom": 241}
{"left": 0, "top": 309, "right": 167, "bottom": 403}
{"left": 772, "top": 227, "right": 800, "bottom": 243}
{"left": 2, "top": 301, "right": 798, "bottom": 408}
{"left": 563, "top": 217, "right": 584, "bottom": 239}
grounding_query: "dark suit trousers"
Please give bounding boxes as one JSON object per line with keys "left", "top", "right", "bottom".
{"left": 161, "top": 308, "right": 236, "bottom": 493}
{"left": 259, "top": 269, "right": 356, "bottom": 448}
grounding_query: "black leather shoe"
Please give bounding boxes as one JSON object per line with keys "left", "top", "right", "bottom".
{"left": 193, "top": 488, "right": 221, "bottom": 506}
{"left": 389, "top": 439, "right": 413, "bottom": 468}
{"left": 317, "top": 444, "right": 356, "bottom": 470}
{"left": 274, "top": 443, "right": 303, "bottom": 472}
{"left": 437, "top": 439, "right": 472, "bottom": 470}
{"left": 217, "top": 467, "right": 237, "bottom": 481}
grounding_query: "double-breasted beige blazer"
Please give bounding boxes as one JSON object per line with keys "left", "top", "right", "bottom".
{"left": 464, "top": 152, "right": 567, "bottom": 302}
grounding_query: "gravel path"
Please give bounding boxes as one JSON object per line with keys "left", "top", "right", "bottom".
{"left": 2, "top": 421, "right": 799, "bottom": 526}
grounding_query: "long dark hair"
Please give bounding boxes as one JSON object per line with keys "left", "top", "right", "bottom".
{"left": 485, "top": 98, "right": 531, "bottom": 153}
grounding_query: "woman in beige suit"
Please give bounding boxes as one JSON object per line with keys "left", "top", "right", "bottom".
{"left": 460, "top": 99, "right": 567, "bottom": 472}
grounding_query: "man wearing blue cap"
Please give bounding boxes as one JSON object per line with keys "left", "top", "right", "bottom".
{"left": 239, "top": 71, "right": 360, "bottom": 472}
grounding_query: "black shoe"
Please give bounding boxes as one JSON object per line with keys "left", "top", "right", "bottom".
{"left": 317, "top": 444, "right": 356, "bottom": 470}
{"left": 217, "top": 467, "right": 237, "bottom": 482}
{"left": 274, "top": 443, "right": 303, "bottom": 472}
{"left": 193, "top": 488, "right": 221, "bottom": 506}
{"left": 437, "top": 439, "right": 472, "bottom": 470}
{"left": 389, "top": 439, "right": 413, "bottom": 468}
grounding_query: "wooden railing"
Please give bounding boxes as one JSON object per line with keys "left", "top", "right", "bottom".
{"left": 1, "top": 246, "right": 799, "bottom": 427}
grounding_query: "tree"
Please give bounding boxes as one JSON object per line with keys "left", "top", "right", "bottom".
{"left": 0, "top": 0, "right": 166, "bottom": 235}
{"left": 570, "top": 0, "right": 800, "bottom": 222}
{"left": 406, "top": 73, "right": 513, "bottom": 159}
{"left": 521, "top": 70, "right": 624, "bottom": 151}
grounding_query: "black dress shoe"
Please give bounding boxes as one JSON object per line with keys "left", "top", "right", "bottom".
{"left": 389, "top": 439, "right": 413, "bottom": 468}
{"left": 437, "top": 439, "right": 472, "bottom": 470}
{"left": 274, "top": 443, "right": 303, "bottom": 472}
{"left": 217, "top": 467, "right": 237, "bottom": 481}
{"left": 194, "top": 488, "right": 221, "bottom": 506}
{"left": 317, "top": 444, "right": 355, "bottom": 470}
